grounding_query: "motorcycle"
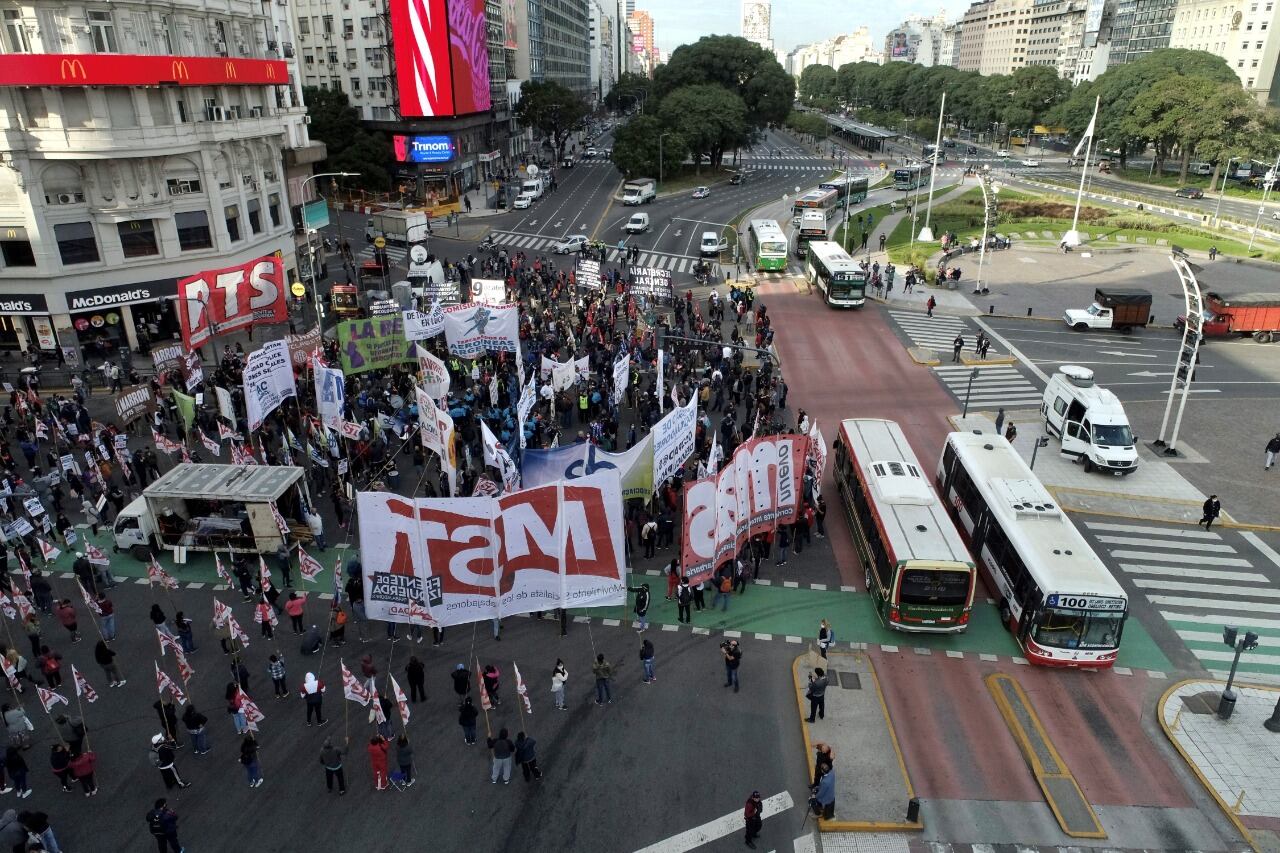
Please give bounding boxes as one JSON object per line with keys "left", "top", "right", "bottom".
{"left": 478, "top": 236, "right": 496, "bottom": 252}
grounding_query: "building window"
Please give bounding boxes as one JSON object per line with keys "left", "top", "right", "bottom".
{"left": 55, "top": 221, "right": 100, "bottom": 265}
{"left": 298, "top": 17, "right": 310, "bottom": 35}
{"left": 0, "top": 239, "right": 35, "bottom": 267}
{"left": 3, "top": 10, "right": 30, "bottom": 53}
{"left": 322, "top": 15, "right": 333, "bottom": 35}
{"left": 117, "top": 219, "right": 160, "bottom": 258}
{"left": 176, "top": 210, "right": 212, "bottom": 250}
{"left": 247, "top": 199, "right": 262, "bottom": 235}
{"left": 167, "top": 178, "right": 202, "bottom": 196}
{"left": 88, "top": 10, "right": 118, "bottom": 53}
{"left": 225, "top": 205, "right": 240, "bottom": 241}
{"left": 350, "top": 76, "right": 361, "bottom": 92}
{"left": 268, "top": 194, "right": 281, "bottom": 228}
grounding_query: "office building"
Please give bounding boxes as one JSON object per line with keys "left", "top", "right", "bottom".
{"left": 1169, "top": 0, "right": 1280, "bottom": 103}
{"left": 1025, "top": 0, "right": 1089, "bottom": 77}
{"left": 789, "top": 29, "right": 881, "bottom": 76}
{"left": 884, "top": 14, "right": 950, "bottom": 65}
{"left": 954, "top": 0, "right": 1035, "bottom": 72}
{"left": 742, "top": 0, "right": 773, "bottom": 53}
{"left": 1109, "top": 0, "right": 1177, "bottom": 63}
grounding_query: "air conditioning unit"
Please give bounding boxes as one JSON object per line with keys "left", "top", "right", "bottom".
{"left": 361, "top": 28, "right": 368, "bottom": 37}
{"left": 283, "top": 43, "right": 295, "bottom": 57}
{"left": 303, "top": 115, "right": 312, "bottom": 124}
{"left": 56, "top": 193, "right": 78, "bottom": 205}
{"left": 343, "top": 31, "right": 353, "bottom": 39}
{"left": 214, "top": 40, "right": 227, "bottom": 56}
{"left": 267, "top": 40, "right": 277, "bottom": 50}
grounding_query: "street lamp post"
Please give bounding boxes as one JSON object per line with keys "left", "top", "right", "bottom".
{"left": 1030, "top": 436, "right": 1050, "bottom": 470}
{"left": 962, "top": 367, "right": 979, "bottom": 417}
{"left": 299, "top": 171, "right": 359, "bottom": 327}
{"left": 1213, "top": 157, "right": 1239, "bottom": 226}
{"left": 1248, "top": 153, "right": 1280, "bottom": 251}
{"left": 659, "top": 131, "right": 671, "bottom": 186}
{"left": 1218, "top": 626, "right": 1260, "bottom": 720}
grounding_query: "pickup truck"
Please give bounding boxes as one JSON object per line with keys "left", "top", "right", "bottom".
{"left": 1176, "top": 291, "right": 1280, "bottom": 343}
{"left": 1065, "top": 288, "right": 1152, "bottom": 333}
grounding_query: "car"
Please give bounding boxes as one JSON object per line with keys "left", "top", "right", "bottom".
{"left": 700, "top": 231, "right": 728, "bottom": 256}
{"left": 1174, "top": 187, "right": 1205, "bottom": 199}
{"left": 966, "top": 145, "right": 978, "bottom": 155}
{"left": 513, "top": 194, "right": 533, "bottom": 209}
{"left": 692, "top": 186, "right": 710, "bottom": 199}
{"left": 585, "top": 147, "right": 599, "bottom": 158}
{"left": 1272, "top": 210, "right": 1280, "bottom": 220}
{"left": 943, "top": 139, "right": 957, "bottom": 148}
{"left": 560, "top": 157, "right": 575, "bottom": 168}
{"left": 997, "top": 149, "right": 1011, "bottom": 158}
{"left": 729, "top": 172, "right": 744, "bottom": 185}
{"left": 552, "top": 234, "right": 589, "bottom": 254}
{"left": 1021, "top": 159, "right": 1039, "bottom": 167}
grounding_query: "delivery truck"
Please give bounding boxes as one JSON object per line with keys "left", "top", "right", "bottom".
{"left": 112, "top": 464, "right": 315, "bottom": 561}
{"left": 1175, "top": 292, "right": 1280, "bottom": 343}
{"left": 1041, "top": 365, "right": 1139, "bottom": 475}
{"left": 1063, "top": 287, "right": 1152, "bottom": 333}
{"left": 365, "top": 210, "right": 430, "bottom": 245}
{"left": 622, "top": 178, "right": 656, "bottom": 205}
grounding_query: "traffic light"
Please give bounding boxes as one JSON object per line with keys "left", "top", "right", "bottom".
{"left": 1224, "top": 626, "right": 1238, "bottom": 647}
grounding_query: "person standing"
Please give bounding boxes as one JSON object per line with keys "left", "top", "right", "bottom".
{"left": 952, "top": 334, "right": 964, "bottom": 363}
{"left": 806, "top": 668, "right": 829, "bottom": 722}
{"left": 665, "top": 559, "right": 679, "bottom": 600}
{"left": 641, "top": 518, "right": 657, "bottom": 558}
{"left": 146, "top": 798, "right": 183, "bottom": 853}
{"left": 405, "top": 656, "right": 426, "bottom": 703}
{"left": 592, "top": 653, "right": 614, "bottom": 705}
{"left": 1199, "top": 494, "right": 1222, "bottom": 530}
{"left": 94, "top": 640, "right": 125, "bottom": 687}
{"left": 226, "top": 683, "right": 248, "bottom": 736}
{"left": 551, "top": 660, "right": 568, "bottom": 710}
{"left": 926, "top": 295, "right": 936, "bottom": 318}
{"left": 367, "top": 734, "right": 390, "bottom": 791}
{"left": 239, "top": 737, "right": 262, "bottom": 788}
{"left": 515, "top": 732, "right": 542, "bottom": 782}
{"left": 628, "top": 582, "right": 651, "bottom": 631}
{"left": 1266, "top": 433, "right": 1280, "bottom": 470}
{"left": 395, "top": 734, "right": 415, "bottom": 787}
{"left": 676, "top": 577, "right": 692, "bottom": 624}
{"left": 267, "top": 654, "right": 288, "bottom": 698}
{"left": 4, "top": 747, "right": 28, "bottom": 798}
{"left": 458, "top": 697, "right": 479, "bottom": 745}
{"left": 993, "top": 408, "right": 1006, "bottom": 437}
{"left": 815, "top": 497, "right": 827, "bottom": 538}
{"left": 482, "top": 664, "right": 502, "bottom": 707}
{"left": 743, "top": 791, "right": 764, "bottom": 849}
{"left": 692, "top": 578, "right": 706, "bottom": 612}
{"left": 487, "top": 728, "right": 515, "bottom": 784}
{"left": 451, "top": 663, "right": 471, "bottom": 706}
{"left": 284, "top": 592, "right": 306, "bottom": 635}
{"left": 814, "top": 765, "right": 836, "bottom": 819}
{"left": 181, "top": 703, "right": 209, "bottom": 755}
{"left": 817, "top": 619, "right": 833, "bottom": 659}
{"left": 54, "top": 599, "right": 80, "bottom": 644}
{"left": 639, "top": 638, "right": 656, "bottom": 684}
{"left": 300, "top": 672, "right": 326, "bottom": 725}
{"left": 150, "top": 734, "right": 189, "bottom": 790}
{"left": 722, "top": 640, "right": 742, "bottom": 693}
{"left": 319, "top": 737, "right": 347, "bottom": 794}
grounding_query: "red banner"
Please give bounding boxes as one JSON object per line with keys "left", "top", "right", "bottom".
{"left": 177, "top": 256, "right": 287, "bottom": 349}
{"left": 0, "top": 54, "right": 288, "bottom": 88}
{"left": 680, "top": 435, "right": 809, "bottom": 584}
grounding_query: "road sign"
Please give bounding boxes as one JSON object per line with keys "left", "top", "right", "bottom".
{"left": 374, "top": 236, "right": 387, "bottom": 249}
{"left": 409, "top": 244, "right": 428, "bottom": 265}
{"left": 290, "top": 283, "right": 306, "bottom": 298}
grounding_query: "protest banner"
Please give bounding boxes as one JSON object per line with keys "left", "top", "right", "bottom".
{"left": 442, "top": 303, "right": 518, "bottom": 358}
{"left": 335, "top": 316, "right": 415, "bottom": 374}
{"left": 178, "top": 256, "right": 287, "bottom": 349}
{"left": 242, "top": 340, "right": 297, "bottom": 432}
{"left": 114, "top": 385, "right": 157, "bottom": 424}
{"left": 521, "top": 435, "right": 653, "bottom": 501}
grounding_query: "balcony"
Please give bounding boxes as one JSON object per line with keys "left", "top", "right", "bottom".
{"left": 4, "top": 113, "right": 298, "bottom": 156}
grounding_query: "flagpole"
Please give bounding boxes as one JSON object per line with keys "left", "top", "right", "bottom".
{"left": 74, "top": 685, "right": 90, "bottom": 753}
{"left": 1065, "top": 96, "right": 1100, "bottom": 248}
{"left": 342, "top": 658, "right": 350, "bottom": 743}
{"left": 476, "top": 656, "right": 492, "bottom": 739}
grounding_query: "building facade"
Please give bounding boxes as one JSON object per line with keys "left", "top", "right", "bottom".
{"left": 589, "top": 0, "right": 617, "bottom": 102}
{"left": 884, "top": 14, "right": 950, "bottom": 65}
{"left": 789, "top": 29, "right": 881, "bottom": 76}
{"left": 1025, "top": 0, "right": 1089, "bottom": 76}
{"left": 0, "top": 0, "right": 319, "bottom": 362}
{"left": 1109, "top": 0, "right": 1177, "bottom": 63}
{"left": 1169, "top": 0, "right": 1280, "bottom": 103}
{"left": 741, "top": 0, "right": 773, "bottom": 53}
{"left": 957, "top": 0, "right": 994, "bottom": 69}
{"left": 938, "top": 22, "right": 964, "bottom": 65}
{"left": 540, "top": 0, "right": 591, "bottom": 96}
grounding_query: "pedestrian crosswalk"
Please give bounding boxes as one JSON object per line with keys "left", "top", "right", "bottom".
{"left": 1083, "top": 521, "right": 1280, "bottom": 681}
{"left": 355, "top": 243, "right": 408, "bottom": 264}
{"left": 488, "top": 231, "right": 710, "bottom": 274}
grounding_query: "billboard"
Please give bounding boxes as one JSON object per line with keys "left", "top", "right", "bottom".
{"left": 393, "top": 134, "right": 457, "bottom": 163}
{"left": 390, "top": 0, "right": 490, "bottom": 118}
{"left": 177, "top": 256, "right": 287, "bottom": 350}
{"left": 0, "top": 54, "right": 287, "bottom": 87}
{"left": 504, "top": 0, "right": 518, "bottom": 49}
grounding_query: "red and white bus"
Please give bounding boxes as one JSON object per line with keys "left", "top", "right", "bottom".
{"left": 834, "top": 419, "right": 976, "bottom": 633}
{"left": 936, "top": 431, "right": 1127, "bottom": 667}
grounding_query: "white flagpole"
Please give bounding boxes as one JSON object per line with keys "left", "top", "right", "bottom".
{"left": 1065, "top": 96, "right": 1100, "bottom": 248}
{"left": 919, "top": 92, "right": 946, "bottom": 242}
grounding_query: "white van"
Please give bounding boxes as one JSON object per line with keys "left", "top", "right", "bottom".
{"left": 1041, "top": 365, "right": 1139, "bottom": 475}
{"left": 700, "top": 231, "right": 727, "bottom": 256}
{"left": 624, "top": 212, "right": 650, "bottom": 233}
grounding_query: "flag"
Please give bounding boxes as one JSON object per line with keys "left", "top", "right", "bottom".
{"left": 341, "top": 661, "right": 371, "bottom": 705}
{"left": 157, "top": 630, "right": 195, "bottom": 682}
{"left": 37, "top": 686, "right": 69, "bottom": 713}
{"left": 1072, "top": 101, "right": 1098, "bottom": 158}
{"left": 11, "top": 592, "right": 33, "bottom": 622}
{"left": 34, "top": 421, "right": 48, "bottom": 441}
{"left": 85, "top": 542, "right": 109, "bottom": 566}
{"left": 390, "top": 675, "right": 411, "bottom": 726}
{"left": 287, "top": 427, "right": 303, "bottom": 453}
{"left": 180, "top": 445, "right": 193, "bottom": 464}
{"left": 217, "top": 421, "right": 237, "bottom": 441}
{"left": 331, "top": 557, "right": 343, "bottom": 603}
{"left": 0, "top": 593, "right": 14, "bottom": 621}
{"left": 269, "top": 503, "right": 291, "bottom": 541}
{"left": 77, "top": 580, "right": 102, "bottom": 616}
{"left": 370, "top": 687, "right": 387, "bottom": 725}
{"left": 212, "top": 597, "right": 232, "bottom": 628}
{"left": 156, "top": 626, "right": 182, "bottom": 656}
{"left": 214, "top": 553, "right": 233, "bottom": 586}
{"left": 154, "top": 661, "right": 187, "bottom": 705}
{"left": 707, "top": 430, "right": 723, "bottom": 476}
{"left": 16, "top": 551, "right": 30, "bottom": 587}
{"left": 198, "top": 428, "right": 221, "bottom": 457}
{"left": 239, "top": 689, "right": 264, "bottom": 731}
{"left": 297, "top": 545, "right": 323, "bottom": 582}
{"left": 255, "top": 599, "right": 278, "bottom": 627}
{"left": 258, "top": 556, "right": 273, "bottom": 593}
{"left": 514, "top": 662, "right": 532, "bottom": 715}
{"left": 36, "top": 537, "right": 61, "bottom": 563}
{"left": 147, "top": 558, "right": 178, "bottom": 590}
{"left": 0, "top": 657, "right": 18, "bottom": 690}
{"left": 477, "top": 670, "right": 493, "bottom": 711}
{"left": 72, "top": 665, "right": 98, "bottom": 704}
{"left": 226, "top": 613, "right": 250, "bottom": 648}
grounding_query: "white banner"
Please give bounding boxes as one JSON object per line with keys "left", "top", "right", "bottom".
{"left": 517, "top": 378, "right": 536, "bottom": 450}
{"left": 415, "top": 345, "right": 451, "bottom": 401}
{"left": 469, "top": 279, "right": 506, "bottom": 306}
{"left": 415, "top": 386, "right": 444, "bottom": 456}
{"left": 551, "top": 360, "right": 576, "bottom": 392}
{"left": 443, "top": 303, "right": 519, "bottom": 358}
{"left": 402, "top": 302, "right": 446, "bottom": 341}
{"left": 612, "top": 354, "right": 630, "bottom": 406}
{"left": 215, "top": 386, "right": 236, "bottom": 422}
{"left": 358, "top": 471, "right": 626, "bottom": 627}
{"left": 314, "top": 365, "right": 346, "bottom": 428}
{"left": 437, "top": 408, "right": 458, "bottom": 496}
{"left": 652, "top": 393, "right": 697, "bottom": 488}
{"left": 242, "top": 340, "right": 297, "bottom": 432}
{"left": 480, "top": 420, "right": 520, "bottom": 493}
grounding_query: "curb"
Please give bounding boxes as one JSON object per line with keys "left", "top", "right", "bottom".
{"left": 959, "top": 354, "right": 1016, "bottom": 366}
{"left": 907, "top": 347, "right": 940, "bottom": 366}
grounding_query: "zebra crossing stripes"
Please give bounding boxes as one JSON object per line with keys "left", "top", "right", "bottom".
{"left": 888, "top": 310, "right": 978, "bottom": 353}
{"left": 933, "top": 365, "right": 1043, "bottom": 409}
{"left": 487, "top": 232, "right": 705, "bottom": 274}
{"left": 1084, "top": 520, "right": 1280, "bottom": 681}
{"left": 356, "top": 243, "right": 407, "bottom": 263}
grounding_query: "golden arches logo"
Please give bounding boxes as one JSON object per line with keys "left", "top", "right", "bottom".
{"left": 224, "top": 61, "right": 237, "bottom": 80}
{"left": 4, "top": 229, "right": 17, "bottom": 240}
{"left": 171, "top": 60, "right": 189, "bottom": 80}
{"left": 265, "top": 65, "right": 276, "bottom": 80}
{"left": 59, "top": 59, "right": 86, "bottom": 80}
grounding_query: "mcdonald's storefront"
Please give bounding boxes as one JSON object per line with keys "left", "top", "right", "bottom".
{"left": 0, "top": 291, "right": 52, "bottom": 354}
{"left": 63, "top": 279, "right": 174, "bottom": 365}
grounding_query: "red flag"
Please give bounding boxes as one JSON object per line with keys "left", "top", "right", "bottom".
{"left": 214, "top": 553, "right": 233, "bottom": 586}
{"left": 255, "top": 600, "right": 278, "bottom": 627}
{"left": 514, "top": 662, "right": 532, "bottom": 715}
{"left": 36, "top": 537, "right": 61, "bottom": 563}
{"left": 226, "top": 613, "right": 250, "bottom": 648}
{"left": 258, "top": 556, "right": 273, "bottom": 593}
{"left": 0, "top": 657, "right": 18, "bottom": 690}
{"left": 370, "top": 687, "right": 387, "bottom": 725}
{"left": 239, "top": 689, "right": 264, "bottom": 732}
{"left": 16, "top": 551, "right": 30, "bottom": 587}
{"left": 389, "top": 675, "right": 411, "bottom": 727}
{"left": 11, "top": 592, "right": 33, "bottom": 622}
{"left": 218, "top": 421, "right": 237, "bottom": 441}
{"left": 340, "top": 661, "right": 371, "bottom": 706}
{"left": 212, "top": 597, "right": 232, "bottom": 628}
{"left": 198, "top": 428, "right": 221, "bottom": 457}
{"left": 77, "top": 580, "right": 103, "bottom": 616}
{"left": 0, "top": 593, "right": 15, "bottom": 621}
{"left": 269, "top": 502, "right": 290, "bottom": 540}
{"left": 477, "top": 670, "right": 493, "bottom": 711}
{"left": 297, "top": 545, "right": 323, "bottom": 582}
{"left": 147, "top": 558, "right": 178, "bottom": 590}
{"left": 154, "top": 662, "right": 187, "bottom": 705}
{"left": 72, "top": 665, "right": 98, "bottom": 703}
{"left": 37, "top": 686, "right": 69, "bottom": 713}
{"left": 85, "top": 542, "right": 110, "bottom": 566}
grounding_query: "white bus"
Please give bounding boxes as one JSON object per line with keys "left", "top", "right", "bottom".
{"left": 804, "top": 241, "right": 866, "bottom": 308}
{"left": 935, "top": 431, "right": 1127, "bottom": 668}
{"left": 745, "top": 219, "right": 788, "bottom": 272}
{"left": 790, "top": 188, "right": 840, "bottom": 222}
{"left": 795, "top": 209, "right": 828, "bottom": 258}
{"left": 835, "top": 419, "right": 976, "bottom": 633}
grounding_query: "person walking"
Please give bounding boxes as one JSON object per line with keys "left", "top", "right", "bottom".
{"left": 639, "top": 638, "right": 656, "bottom": 684}
{"left": 1265, "top": 433, "right": 1280, "bottom": 470}
{"left": 405, "top": 657, "right": 426, "bottom": 703}
{"left": 94, "top": 640, "right": 125, "bottom": 687}
{"left": 515, "top": 732, "right": 542, "bottom": 782}
{"left": 665, "top": 559, "right": 679, "bottom": 600}
{"left": 267, "top": 654, "right": 288, "bottom": 698}
{"left": 367, "top": 734, "right": 390, "bottom": 791}
{"left": 628, "top": 582, "right": 651, "bottom": 631}
{"left": 994, "top": 408, "right": 1006, "bottom": 436}
{"left": 551, "top": 660, "right": 568, "bottom": 710}
{"left": 641, "top": 518, "right": 657, "bottom": 558}
{"left": 952, "top": 334, "right": 964, "bottom": 363}
{"left": 300, "top": 672, "right": 326, "bottom": 725}
{"left": 926, "top": 295, "right": 936, "bottom": 318}
{"left": 319, "top": 737, "right": 347, "bottom": 794}
{"left": 181, "top": 703, "right": 209, "bottom": 755}
{"left": 806, "top": 667, "right": 829, "bottom": 722}
{"left": 481, "top": 664, "right": 502, "bottom": 707}
{"left": 712, "top": 570, "right": 732, "bottom": 611}
{"left": 239, "top": 737, "right": 262, "bottom": 788}
{"left": 451, "top": 663, "right": 471, "bottom": 706}
{"left": 743, "top": 791, "right": 764, "bottom": 849}
{"left": 592, "top": 653, "right": 614, "bottom": 706}
{"left": 146, "top": 798, "right": 183, "bottom": 853}
{"left": 814, "top": 765, "right": 836, "bottom": 819}
{"left": 395, "top": 734, "right": 415, "bottom": 787}
{"left": 676, "top": 577, "right": 692, "bottom": 624}
{"left": 692, "top": 577, "right": 706, "bottom": 612}
{"left": 1199, "top": 494, "right": 1222, "bottom": 530}
{"left": 54, "top": 599, "right": 80, "bottom": 643}
{"left": 150, "top": 734, "right": 189, "bottom": 790}
{"left": 722, "top": 639, "right": 742, "bottom": 693}
{"left": 817, "top": 619, "right": 834, "bottom": 659}
{"left": 487, "top": 728, "right": 515, "bottom": 784}
{"left": 458, "top": 697, "right": 479, "bottom": 745}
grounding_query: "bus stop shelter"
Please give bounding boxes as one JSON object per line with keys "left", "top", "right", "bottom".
{"left": 826, "top": 116, "right": 898, "bottom": 154}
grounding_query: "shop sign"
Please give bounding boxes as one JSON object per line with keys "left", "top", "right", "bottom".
{"left": 67, "top": 279, "right": 168, "bottom": 310}
{"left": 0, "top": 293, "right": 49, "bottom": 315}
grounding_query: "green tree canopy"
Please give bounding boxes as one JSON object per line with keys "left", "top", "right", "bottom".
{"left": 657, "top": 84, "right": 749, "bottom": 171}
{"left": 652, "top": 35, "right": 793, "bottom": 128}
{"left": 786, "top": 110, "right": 829, "bottom": 139}
{"left": 798, "top": 65, "right": 837, "bottom": 103}
{"left": 1123, "top": 75, "right": 1261, "bottom": 181}
{"left": 514, "top": 80, "right": 590, "bottom": 159}
{"left": 610, "top": 114, "right": 687, "bottom": 179}
{"left": 301, "top": 86, "right": 390, "bottom": 189}
{"left": 605, "top": 72, "right": 652, "bottom": 113}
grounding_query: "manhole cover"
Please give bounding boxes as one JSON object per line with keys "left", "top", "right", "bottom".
{"left": 1181, "top": 691, "right": 1220, "bottom": 716}
{"left": 836, "top": 672, "right": 862, "bottom": 690}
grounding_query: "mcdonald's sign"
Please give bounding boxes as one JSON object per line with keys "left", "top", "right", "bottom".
{"left": 59, "top": 59, "right": 86, "bottom": 80}
{"left": 0, "top": 54, "right": 288, "bottom": 87}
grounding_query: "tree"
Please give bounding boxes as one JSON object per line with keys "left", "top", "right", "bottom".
{"left": 301, "top": 86, "right": 391, "bottom": 189}
{"left": 652, "top": 35, "right": 793, "bottom": 129}
{"left": 786, "top": 110, "right": 829, "bottom": 140}
{"left": 798, "top": 65, "right": 837, "bottom": 103}
{"left": 1124, "top": 75, "right": 1260, "bottom": 182}
{"left": 657, "top": 85, "right": 749, "bottom": 172}
{"left": 610, "top": 115, "right": 687, "bottom": 179}
{"left": 514, "top": 80, "right": 590, "bottom": 160}
{"left": 605, "top": 72, "right": 652, "bottom": 113}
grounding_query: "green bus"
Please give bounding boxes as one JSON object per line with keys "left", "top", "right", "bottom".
{"left": 746, "top": 219, "right": 788, "bottom": 271}
{"left": 820, "top": 176, "right": 869, "bottom": 209}
{"left": 893, "top": 164, "right": 931, "bottom": 191}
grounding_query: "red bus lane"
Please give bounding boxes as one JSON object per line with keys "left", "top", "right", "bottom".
{"left": 767, "top": 289, "right": 1190, "bottom": 812}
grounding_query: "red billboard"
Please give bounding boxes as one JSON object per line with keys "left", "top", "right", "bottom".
{"left": 177, "top": 256, "right": 287, "bottom": 350}
{"left": 390, "top": 0, "right": 490, "bottom": 118}
{"left": 0, "top": 54, "right": 288, "bottom": 87}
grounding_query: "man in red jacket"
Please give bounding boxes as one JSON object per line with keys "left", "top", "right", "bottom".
{"left": 743, "top": 790, "right": 764, "bottom": 848}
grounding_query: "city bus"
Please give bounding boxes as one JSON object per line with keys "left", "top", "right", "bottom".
{"left": 805, "top": 241, "right": 866, "bottom": 308}
{"left": 893, "top": 163, "right": 931, "bottom": 191}
{"left": 819, "top": 176, "right": 869, "bottom": 209}
{"left": 834, "top": 419, "right": 976, "bottom": 632}
{"left": 790, "top": 188, "right": 839, "bottom": 222}
{"left": 795, "top": 210, "right": 828, "bottom": 258}
{"left": 936, "top": 431, "right": 1128, "bottom": 667}
{"left": 745, "top": 220, "right": 788, "bottom": 271}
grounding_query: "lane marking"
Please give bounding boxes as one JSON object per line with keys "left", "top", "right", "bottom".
{"left": 1243, "top": 531, "right": 1280, "bottom": 571}
{"left": 631, "top": 790, "right": 794, "bottom": 853}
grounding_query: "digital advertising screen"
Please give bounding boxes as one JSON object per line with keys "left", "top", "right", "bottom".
{"left": 448, "top": 0, "right": 491, "bottom": 115}
{"left": 393, "top": 134, "right": 458, "bottom": 163}
{"left": 390, "top": 0, "right": 490, "bottom": 118}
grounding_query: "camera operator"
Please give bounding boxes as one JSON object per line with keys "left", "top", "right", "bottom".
{"left": 721, "top": 639, "right": 742, "bottom": 693}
